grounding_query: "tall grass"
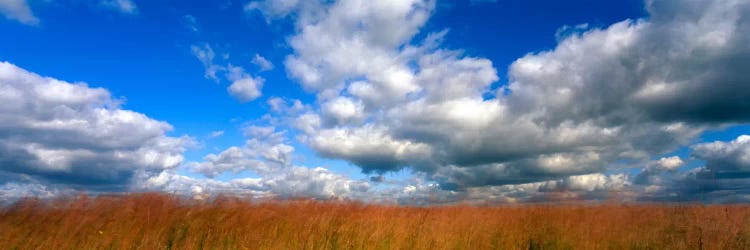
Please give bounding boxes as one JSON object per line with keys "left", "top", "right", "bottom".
{"left": 1, "top": 193, "right": 749, "bottom": 249}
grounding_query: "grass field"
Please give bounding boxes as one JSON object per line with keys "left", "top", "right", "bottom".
{"left": 1, "top": 193, "right": 749, "bottom": 249}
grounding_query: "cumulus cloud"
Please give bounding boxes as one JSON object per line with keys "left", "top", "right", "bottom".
{"left": 248, "top": 0, "right": 750, "bottom": 195}
{"left": 0, "top": 0, "right": 38, "bottom": 25}
{"left": 631, "top": 135, "right": 750, "bottom": 203}
{"left": 259, "top": 166, "right": 370, "bottom": 199}
{"left": 511, "top": 0, "right": 750, "bottom": 125}
{"left": 693, "top": 135, "right": 750, "bottom": 178}
{"left": 0, "top": 62, "right": 363, "bottom": 201}
{"left": 320, "top": 96, "right": 365, "bottom": 126}
{"left": 469, "top": 173, "right": 632, "bottom": 204}
{"left": 267, "top": 97, "right": 306, "bottom": 114}
{"left": 186, "top": 128, "right": 294, "bottom": 177}
{"left": 0, "top": 62, "right": 193, "bottom": 191}
{"left": 137, "top": 166, "right": 369, "bottom": 200}
{"left": 227, "top": 74, "right": 263, "bottom": 102}
{"left": 308, "top": 125, "right": 433, "bottom": 173}
{"left": 188, "top": 147, "right": 262, "bottom": 178}
{"left": 265, "top": 0, "right": 434, "bottom": 98}
{"left": 252, "top": 54, "right": 274, "bottom": 71}
{"left": 178, "top": 124, "right": 370, "bottom": 200}
{"left": 633, "top": 156, "right": 684, "bottom": 185}
{"left": 191, "top": 45, "right": 265, "bottom": 102}
{"left": 7, "top": 0, "right": 750, "bottom": 204}
{"left": 366, "top": 172, "right": 632, "bottom": 205}
{"left": 0, "top": 182, "right": 69, "bottom": 204}
{"left": 187, "top": 126, "right": 293, "bottom": 177}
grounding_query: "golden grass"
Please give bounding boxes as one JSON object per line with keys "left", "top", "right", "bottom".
{"left": 1, "top": 193, "right": 750, "bottom": 249}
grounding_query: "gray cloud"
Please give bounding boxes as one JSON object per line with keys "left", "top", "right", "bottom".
{"left": 177, "top": 123, "right": 371, "bottom": 200}
{"left": 693, "top": 135, "right": 750, "bottom": 177}
{"left": 633, "top": 156, "right": 684, "bottom": 185}
{"left": 5, "top": 0, "right": 750, "bottom": 204}
{"left": 136, "top": 166, "right": 370, "bottom": 200}
{"left": 637, "top": 167, "right": 750, "bottom": 203}
{"left": 187, "top": 126, "right": 293, "bottom": 177}
{"left": 631, "top": 135, "right": 750, "bottom": 203}
{"left": 0, "top": 62, "right": 193, "bottom": 191}
{"left": 249, "top": 0, "right": 750, "bottom": 193}
{"left": 0, "top": 182, "right": 69, "bottom": 205}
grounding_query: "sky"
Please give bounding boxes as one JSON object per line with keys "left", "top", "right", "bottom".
{"left": 1, "top": 0, "right": 750, "bottom": 204}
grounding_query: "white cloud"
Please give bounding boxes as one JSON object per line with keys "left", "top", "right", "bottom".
{"left": 261, "top": 166, "right": 370, "bottom": 199}
{"left": 554, "top": 23, "right": 590, "bottom": 42}
{"left": 634, "top": 136, "right": 750, "bottom": 202}
{"left": 99, "top": 0, "right": 138, "bottom": 14}
{"left": 308, "top": 125, "right": 433, "bottom": 173}
{"left": 275, "top": 0, "right": 434, "bottom": 97}
{"left": 446, "top": 173, "right": 633, "bottom": 204}
{"left": 247, "top": 0, "right": 750, "bottom": 197}
{"left": 227, "top": 77, "right": 263, "bottom": 103}
{"left": 633, "top": 156, "right": 684, "bottom": 186}
{"left": 652, "top": 156, "right": 684, "bottom": 171}
{"left": 0, "top": 61, "right": 193, "bottom": 190}
{"left": 0, "top": 0, "right": 140, "bottom": 26}
{"left": 207, "top": 130, "right": 224, "bottom": 139}
{"left": 252, "top": 54, "right": 274, "bottom": 71}
{"left": 557, "top": 173, "right": 630, "bottom": 192}
{"left": 187, "top": 126, "right": 291, "bottom": 177}
{"left": 173, "top": 124, "right": 370, "bottom": 200}
{"left": 191, "top": 44, "right": 223, "bottom": 82}
{"left": 187, "top": 146, "right": 267, "bottom": 177}
{"left": 0, "top": 0, "right": 38, "bottom": 25}
{"left": 244, "top": 0, "right": 305, "bottom": 21}
{"left": 225, "top": 65, "right": 263, "bottom": 102}
{"left": 0, "top": 182, "right": 68, "bottom": 204}
{"left": 8, "top": 0, "right": 750, "bottom": 204}
{"left": 190, "top": 46, "right": 265, "bottom": 103}
{"left": 294, "top": 112, "right": 321, "bottom": 135}
{"left": 136, "top": 165, "right": 370, "bottom": 200}
{"left": 267, "top": 97, "right": 306, "bottom": 114}
{"left": 320, "top": 96, "right": 365, "bottom": 126}
{"left": 694, "top": 135, "right": 750, "bottom": 173}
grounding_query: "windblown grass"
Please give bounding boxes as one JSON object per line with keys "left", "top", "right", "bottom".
{"left": 1, "top": 193, "right": 749, "bottom": 249}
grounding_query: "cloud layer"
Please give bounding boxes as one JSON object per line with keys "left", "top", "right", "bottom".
{"left": 0, "top": 62, "right": 191, "bottom": 191}
{"left": 247, "top": 0, "right": 750, "bottom": 200}
{"left": 4, "top": 0, "right": 750, "bottom": 204}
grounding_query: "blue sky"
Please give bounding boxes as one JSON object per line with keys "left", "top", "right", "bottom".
{"left": 0, "top": 0, "right": 645, "bottom": 164}
{"left": 2, "top": 0, "right": 750, "bottom": 204}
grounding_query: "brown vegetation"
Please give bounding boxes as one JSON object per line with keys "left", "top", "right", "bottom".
{"left": 1, "top": 193, "right": 750, "bottom": 249}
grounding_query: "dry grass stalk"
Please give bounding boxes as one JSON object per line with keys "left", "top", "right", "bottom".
{"left": 1, "top": 193, "right": 749, "bottom": 249}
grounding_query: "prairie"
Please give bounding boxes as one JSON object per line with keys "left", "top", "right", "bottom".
{"left": 1, "top": 193, "right": 749, "bottom": 249}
